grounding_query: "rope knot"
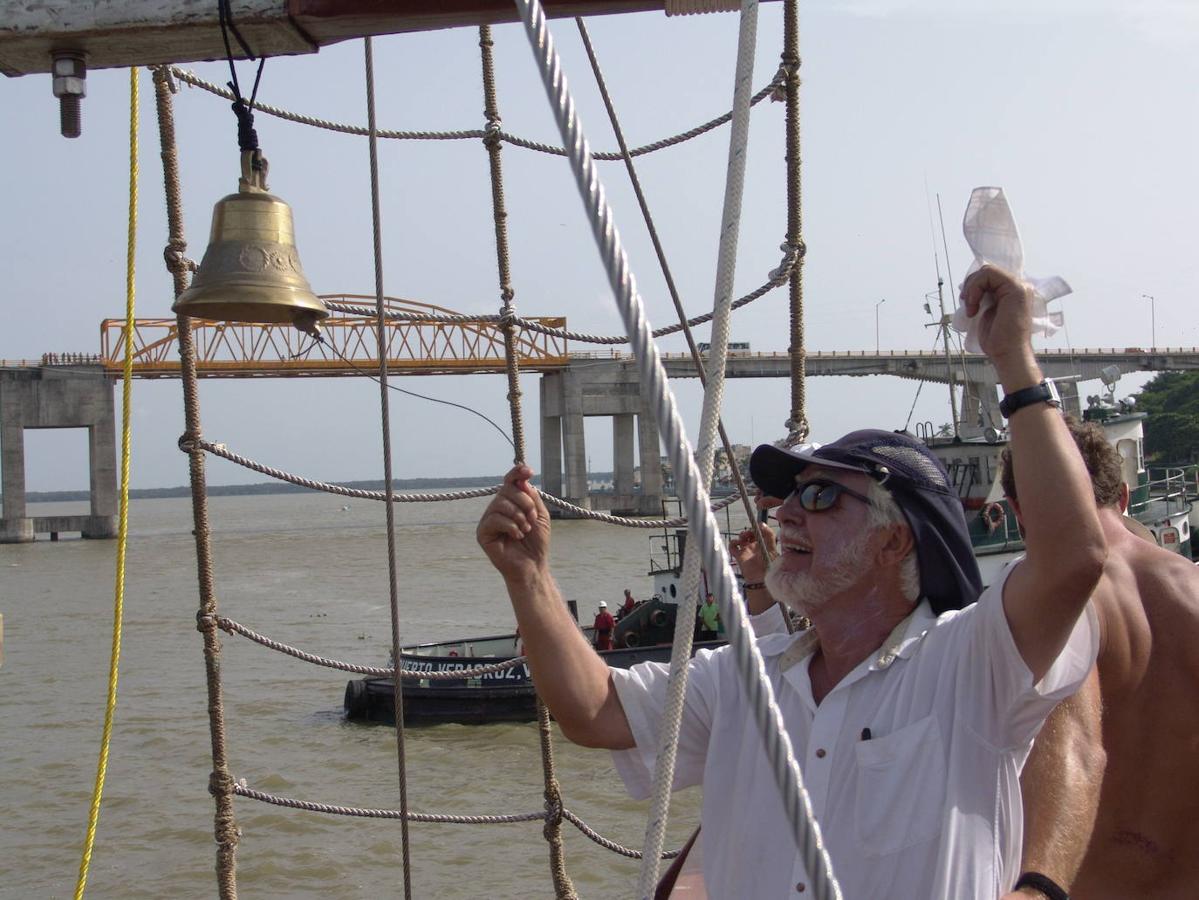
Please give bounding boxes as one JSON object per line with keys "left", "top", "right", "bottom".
{"left": 497, "top": 308, "right": 517, "bottom": 328}
{"left": 209, "top": 770, "right": 236, "bottom": 798}
{"left": 770, "top": 66, "right": 789, "bottom": 101}
{"left": 542, "top": 782, "right": 565, "bottom": 837}
{"left": 178, "top": 433, "right": 200, "bottom": 454}
{"left": 769, "top": 240, "right": 802, "bottom": 282}
{"left": 196, "top": 610, "right": 217, "bottom": 633}
{"left": 483, "top": 118, "right": 503, "bottom": 147}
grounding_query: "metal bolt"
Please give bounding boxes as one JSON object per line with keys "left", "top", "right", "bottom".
{"left": 51, "top": 51, "right": 87, "bottom": 139}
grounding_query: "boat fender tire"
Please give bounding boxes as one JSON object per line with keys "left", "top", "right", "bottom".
{"left": 649, "top": 609, "right": 668, "bottom": 628}
{"left": 982, "top": 501, "right": 1006, "bottom": 534}
{"left": 624, "top": 630, "right": 642, "bottom": 647}
{"left": 344, "top": 679, "right": 368, "bottom": 719}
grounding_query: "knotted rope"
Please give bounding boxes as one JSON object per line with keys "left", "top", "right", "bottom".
{"left": 477, "top": 26, "right": 575, "bottom": 897}
{"left": 152, "top": 64, "right": 241, "bottom": 900}
{"left": 783, "top": 0, "right": 810, "bottom": 445}
{"left": 166, "top": 64, "right": 783, "bottom": 162}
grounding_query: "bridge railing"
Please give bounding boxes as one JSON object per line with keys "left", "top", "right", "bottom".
{"left": 98, "top": 299, "right": 570, "bottom": 377}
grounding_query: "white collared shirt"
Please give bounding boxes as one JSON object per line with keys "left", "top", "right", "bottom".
{"left": 610, "top": 566, "right": 1099, "bottom": 899}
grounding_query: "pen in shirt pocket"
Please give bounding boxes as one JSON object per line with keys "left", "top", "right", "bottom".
{"left": 860, "top": 727, "right": 872, "bottom": 741}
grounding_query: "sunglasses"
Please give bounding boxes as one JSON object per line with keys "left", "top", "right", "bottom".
{"left": 787, "top": 478, "right": 874, "bottom": 513}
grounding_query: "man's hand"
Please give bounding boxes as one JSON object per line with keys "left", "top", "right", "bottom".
{"left": 477, "top": 465, "right": 551, "bottom": 584}
{"left": 730, "top": 525, "right": 777, "bottom": 583}
{"left": 960, "top": 264, "right": 1036, "bottom": 375}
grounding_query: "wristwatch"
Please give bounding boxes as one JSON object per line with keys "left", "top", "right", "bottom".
{"left": 999, "top": 380, "right": 1060, "bottom": 419}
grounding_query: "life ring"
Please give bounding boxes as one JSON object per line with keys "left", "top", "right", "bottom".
{"left": 982, "top": 502, "right": 1006, "bottom": 534}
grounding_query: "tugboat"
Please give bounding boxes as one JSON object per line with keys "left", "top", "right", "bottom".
{"left": 344, "top": 507, "right": 738, "bottom": 726}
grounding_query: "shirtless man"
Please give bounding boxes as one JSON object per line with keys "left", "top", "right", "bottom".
{"left": 1002, "top": 418, "right": 1199, "bottom": 899}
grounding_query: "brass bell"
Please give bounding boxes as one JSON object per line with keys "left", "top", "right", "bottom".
{"left": 173, "top": 151, "right": 328, "bottom": 336}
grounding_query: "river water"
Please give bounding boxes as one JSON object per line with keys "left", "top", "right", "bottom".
{"left": 0, "top": 490, "right": 745, "bottom": 899}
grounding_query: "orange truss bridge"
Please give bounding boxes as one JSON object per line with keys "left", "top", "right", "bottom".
{"left": 99, "top": 295, "right": 569, "bottom": 378}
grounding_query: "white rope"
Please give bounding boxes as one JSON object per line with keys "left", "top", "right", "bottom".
{"left": 636, "top": 1, "right": 759, "bottom": 891}
{"left": 512, "top": 2, "right": 841, "bottom": 898}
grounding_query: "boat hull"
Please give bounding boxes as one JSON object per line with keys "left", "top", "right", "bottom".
{"left": 344, "top": 639, "right": 724, "bottom": 726}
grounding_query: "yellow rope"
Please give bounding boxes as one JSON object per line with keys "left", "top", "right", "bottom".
{"left": 74, "top": 65, "right": 138, "bottom": 900}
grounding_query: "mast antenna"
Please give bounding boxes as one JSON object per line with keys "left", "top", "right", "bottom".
{"left": 933, "top": 191, "right": 960, "bottom": 438}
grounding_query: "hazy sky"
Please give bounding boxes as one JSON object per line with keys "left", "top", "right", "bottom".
{"left": 2, "top": 1, "right": 1196, "bottom": 491}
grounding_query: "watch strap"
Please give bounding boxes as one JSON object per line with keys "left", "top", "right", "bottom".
{"left": 1014, "top": 871, "right": 1069, "bottom": 900}
{"left": 999, "top": 381, "right": 1055, "bottom": 418}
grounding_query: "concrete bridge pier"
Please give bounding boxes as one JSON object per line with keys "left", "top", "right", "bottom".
{"left": 540, "top": 362, "right": 663, "bottom": 517}
{"left": 0, "top": 368, "right": 117, "bottom": 543}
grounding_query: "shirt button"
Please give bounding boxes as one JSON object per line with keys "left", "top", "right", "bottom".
{"left": 815, "top": 748, "right": 826, "bottom": 758}
{"left": 795, "top": 883, "right": 806, "bottom": 892}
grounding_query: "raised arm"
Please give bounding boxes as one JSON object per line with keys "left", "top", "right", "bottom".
{"left": 964, "top": 265, "right": 1106, "bottom": 681}
{"left": 477, "top": 465, "right": 634, "bottom": 749}
{"left": 1005, "top": 670, "right": 1105, "bottom": 900}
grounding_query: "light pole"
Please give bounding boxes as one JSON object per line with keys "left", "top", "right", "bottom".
{"left": 875, "top": 298, "right": 887, "bottom": 353}
{"left": 1142, "top": 294, "right": 1156, "bottom": 348}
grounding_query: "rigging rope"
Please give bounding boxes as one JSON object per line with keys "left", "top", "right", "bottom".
{"left": 320, "top": 250, "right": 793, "bottom": 344}
{"left": 229, "top": 785, "right": 681, "bottom": 859}
{"left": 476, "top": 28, "right": 575, "bottom": 896}
{"left": 189, "top": 437, "right": 737, "bottom": 524}
{"left": 166, "top": 65, "right": 783, "bottom": 162}
{"left": 73, "top": 66, "right": 139, "bottom": 900}
{"left": 152, "top": 63, "right": 242, "bottom": 899}
{"left": 511, "top": 2, "right": 841, "bottom": 897}
{"left": 361, "top": 38, "right": 414, "bottom": 898}
{"left": 783, "top": 0, "right": 809, "bottom": 444}
{"left": 627, "top": 1, "right": 760, "bottom": 888}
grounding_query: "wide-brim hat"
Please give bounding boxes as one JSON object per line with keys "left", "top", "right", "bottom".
{"left": 750, "top": 429, "right": 982, "bottom": 614}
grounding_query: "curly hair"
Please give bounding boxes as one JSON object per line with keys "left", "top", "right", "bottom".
{"left": 1000, "top": 415, "right": 1125, "bottom": 508}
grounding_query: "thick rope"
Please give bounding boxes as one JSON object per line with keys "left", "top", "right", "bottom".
{"left": 362, "top": 38, "right": 414, "bottom": 898}
{"left": 322, "top": 254, "right": 792, "bottom": 344}
{"left": 74, "top": 66, "right": 139, "bottom": 900}
{"left": 511, "top": 4, "right": 841, "bottom": 898}
{"left": 206, "top": 613, "right": 527, "bottom": 678}
{"left": 229, "top": 785, "right": 680, "bottom": 859}
{"left": 571, "top": 13, "right": 780, "bottom": 889}
{"left": 783, "top": 0, "right": 809, "bottom": 444}
{"left": 152, "top": 66, "right": 240, "bottom": 896}
{"left": 153, "top": 65, "right": 241, "bottom": 900}
{"left": 190, "top": 437, "right": 736, "bottom": 525}
{"left": 167, "top": 65, "right": 782, "bottom": 162}
{"left": 631, "top": 2, "right": 761, "bottom": 890}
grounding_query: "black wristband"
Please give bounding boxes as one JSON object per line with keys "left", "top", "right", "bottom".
{"left": 1014, "top": 872, "right": 1069, "bottom": 900}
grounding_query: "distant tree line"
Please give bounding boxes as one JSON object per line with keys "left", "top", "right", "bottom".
{"left": 1136, "top": 370, "right": 1199, "bottom": 465}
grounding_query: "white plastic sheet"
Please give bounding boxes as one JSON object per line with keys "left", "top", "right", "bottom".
{"left": 950, "top": 186, "right": 1072, "bottom": 353}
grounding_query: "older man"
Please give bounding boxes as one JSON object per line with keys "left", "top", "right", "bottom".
{"left": 476, "top": 265, "right": 1106, "bottom": 897}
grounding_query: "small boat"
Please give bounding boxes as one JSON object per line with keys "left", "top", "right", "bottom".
{"left": 345, "top": 501, "right": 741, "bottom": 725}
{"left": 344, "top": 627, "right": 723, "bottom": 726}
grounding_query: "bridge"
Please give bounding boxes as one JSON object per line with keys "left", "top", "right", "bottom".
{"left": 4, "top": 297, "right": 1197, "bottom": 538}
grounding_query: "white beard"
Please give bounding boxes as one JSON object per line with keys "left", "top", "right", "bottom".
{"left": 765, "top": 529, "right": 872, "bottom": 613}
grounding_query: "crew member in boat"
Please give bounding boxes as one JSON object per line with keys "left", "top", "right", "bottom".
{"left": 616, "top": 589, "right": 637, "bottom": 621}
{"left": 1003, "top": 417, "right": 1199, "bottom": 900}
{"left": 476, "top": 265, "right": 1105, "bottom": 898}
{"left": 593, "top": 601, "right": 616, "bottom": 651}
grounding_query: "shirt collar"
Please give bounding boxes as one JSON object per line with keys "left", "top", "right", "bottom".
{"left": 769, "top": 599, "right": 937, "bottom": 673}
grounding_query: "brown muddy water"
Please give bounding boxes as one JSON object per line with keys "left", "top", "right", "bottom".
{"left": 0, "top": 491, "right": 729, "bottom": 898}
